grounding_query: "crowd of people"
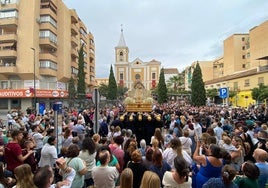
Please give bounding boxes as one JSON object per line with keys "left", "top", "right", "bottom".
{"left": 0, "top": 102, "right": 267, "bottom": 188}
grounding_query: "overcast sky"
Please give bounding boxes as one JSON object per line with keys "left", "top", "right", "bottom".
{"left": 64, "top": 0, "right": 268, "bottom": 78}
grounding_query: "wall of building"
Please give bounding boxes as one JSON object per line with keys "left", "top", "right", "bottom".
{"left": 0, "top": 0, "right": 95, "bottom": 110}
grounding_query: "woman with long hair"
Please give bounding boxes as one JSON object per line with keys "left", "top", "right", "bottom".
{"left": 203, "top": 164, "right": 238, "bottom": 188}
{"left": 140, "top": 171, "right": 161, "bottom": 188}
{"left": 118, "top": 168, "right": 133, "bottom": 188}
{"left": 78, "top": 137, "right": 96, "bottom": 187}
{"left": 13, "top": 164, "right": 36, "bottom": 188}
{"left": 123, "top": 138, "right": 137, "bottom": 169}
{"left": 62, "top": 127, "right": 73, "bottom": 148}
{"left": 162, "top": 156, "right": 191, "bottom": 188}
{"left": 38, "top": 136, "right": 57, "bottom": 168}
{"left": 149, "top": 148, "right": 171, "bottom": 185}
{"left": 150, "top": 128, "right": 164, "bottom": 149}
{"left": 193, "top": 142, "right": 225, "bottom": 188}
{"left": 231, "top": 136, "right": 245, "bottom": 173}
{"left": 163, "top": 137, "right": 192, "bottom": 169}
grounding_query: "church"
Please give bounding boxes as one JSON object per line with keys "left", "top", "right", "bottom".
{"left": 114, "top": 29, "right": 161, "bottom": 91}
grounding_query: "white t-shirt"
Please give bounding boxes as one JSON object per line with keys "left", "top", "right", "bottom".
{"left": 162, "top": 171, "right": 192, "bottom": 188}
{"left": 92, "top": 165, "right": 119, "bottom": 188}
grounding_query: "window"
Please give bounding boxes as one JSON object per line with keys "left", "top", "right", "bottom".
{"left": 40, "top": 60, "right": 57, "bottom": 70}
{"left": 80, "top": 39, "right": 86, "bottom": 46}
{"left": 119, "top": 51, "right": 123, "bottom": 61}
{"left": 39, "top": 30, "right": 57, "bottom": 44}
{"left": 89, "top": 39, "right": 94, "bottom": 44}
{"left": 0, "top": 81, "right": 8, "bottom": 89}
{"left": 242, "top": 64, "right": 246, "bottom": 68}
{"left": 246, "top": 52, "right": 250, "bottom": 58}
{"left": 80, "top": 28, "right": 87, "bottom": 37}
{"left": 120, "top": 73, "right": 123, "bottom": 80}
{"left": 135, "top": 74, "right": 141, "bottom": 80}
{"left": 258, "top": 77, "right": 264, "bottom": 85}
{"left": 242, "top": 55, "right": 245, "bottom": 59}
{"left": 71, "top": 67, "right": 78, "bottom": 75}
{"left": 1, "top": 0, "right": 18, "bottom": 4}
{"left": 90, "top": 66, "right": 94, "bottom": 72}
{"left": 242, "top": 37, "right": 245, "bottom": 41}
{"left": 0, "top": 10, "right": 18, "bottom": 19}
{"left": 0, "top": 99, "right": 8, "bottom": 109}
{"left": 40, "top": 15, "right": 57, "bottom": 28}
{"left": 152, "top": 73, "right": 156, "bottom": 80}
{"left": 83, "top": 51, "right": 87, "bottom": 58}
{"left": 242, "top": 46, "right": 245, "bottom": 50}
{"left": 233, "top": 82, "right": 238, "bottom": 90}
{"left": 244, "top": 79, "right": 250, "bottom": 87}
{"left": 11, "top": 99, "right": 21, "bottom": 109}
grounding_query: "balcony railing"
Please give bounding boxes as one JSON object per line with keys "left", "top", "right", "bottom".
{"left": 0, "top": 80, "right": 66, "bottom": 90}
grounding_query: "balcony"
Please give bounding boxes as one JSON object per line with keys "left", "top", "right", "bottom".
{"left": 70, "top": 9, "right": 78, "bottom": 24}
{"left": 89, "top": 48, "right": 95, "bottom": 56}
{"left": 39, "top": 37, "right": 57, "bottom": 49}
{"left": 71, "top": 60, "right": 77, "bottom": 68}
{"left": 71, "top": 36, "right": 78, "bottom": 47}
{"left": 80, "top": 34, "right": 87, "bottom": 44}
{"left": 71, "top": 24, "right": 78, "bottom": 36}
{"left": 0, "top": 48, "right": 17, "bottom": 58}
{"left": 39, "top": 52, "right": 57, "bottom": 62}
{"left": 39, "top": 22, "right": 57, "bottom": 35}
{"left": 39, "top": 68, "right": 57, "bottom": 77}
{"left": 0, "top": 33, "right": 17, "bottom": 42}
{"left": 40, "top": 8, "right": 57, "bottom": 21}
{"left": 71, "top": 48, "right": 78, "bottom": 58}
{"left": 0, "top": 17, "right": 18, "bottom": 27}
{"left": 0, "top": 63, "right": 17, "bottom": 74}
{"left": 0, "top": 1, "right": 19, "bottom": 10}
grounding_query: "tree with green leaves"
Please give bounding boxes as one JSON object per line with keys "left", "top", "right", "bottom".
{"left": 206, "top": 88, "right": 218, "bottom": 103}
{"left": 117, "top": 85, "right": 128, "bottom": 99}
{"left": 107, "top": 65, "right": 117, "bottom": 100}
{"left": 252, "top": 83, "right": 268, "bottom": 105}
{"left": 98, "top": 83, "right": 109, "bottom": 98}
{"left": 191, "top": 62, "right": 206, "bottom": 106}
{"left": 77, "top": 44, "right": 86, "bottom": 100}
{"left": 68, "top": 76, "right": 76, "bottom": 107}
{"left": 157, "top": 68, "right": 168, "bottom": 104}
{"left": 167, "top": 75, "right": 184, "bottom": 101}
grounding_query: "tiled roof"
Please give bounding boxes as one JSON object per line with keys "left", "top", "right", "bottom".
{"left": 205, "top": 68, "right": 259, "bottom": 85}
{"left": 163, "top": 68, "right": 179, "bottom": 74}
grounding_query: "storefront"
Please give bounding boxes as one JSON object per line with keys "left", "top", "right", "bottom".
{"left": 0, "top": 89, "right": 69, "bottom": 113}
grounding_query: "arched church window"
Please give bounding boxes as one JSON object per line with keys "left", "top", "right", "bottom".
{"left": 120, "top": 52, "right": 123, "bottom": 56}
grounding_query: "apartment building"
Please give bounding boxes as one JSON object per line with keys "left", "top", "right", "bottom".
{"left": 0, "top": 0, "right": 95, "bottom": 111}
{"left": 204, "top": 20, "right": 268, "bottom": 107}
{"left": 114, "top": 29, "right": 161, "bottom": 91}
{"left": 184, "top": 60, "right": 214, "bottom": 91}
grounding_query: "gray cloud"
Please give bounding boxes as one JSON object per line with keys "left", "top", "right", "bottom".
{"left": 64, "top": 0, "right": 268, "bottom": 77}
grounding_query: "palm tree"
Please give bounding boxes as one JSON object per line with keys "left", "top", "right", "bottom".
{"left": 167, "top": 75, "right": 183, "bottom": 100}
{"left": 252, "top": 83, "right": 268, "bottom": 105}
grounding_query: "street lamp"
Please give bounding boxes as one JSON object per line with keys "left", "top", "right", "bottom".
{"left": 30, "top": 47, "right": 36, "bottom": 112}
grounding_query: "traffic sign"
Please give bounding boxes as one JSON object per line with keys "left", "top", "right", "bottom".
{"left": 219, "top": 87, "right": 228, "bottom": 99}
